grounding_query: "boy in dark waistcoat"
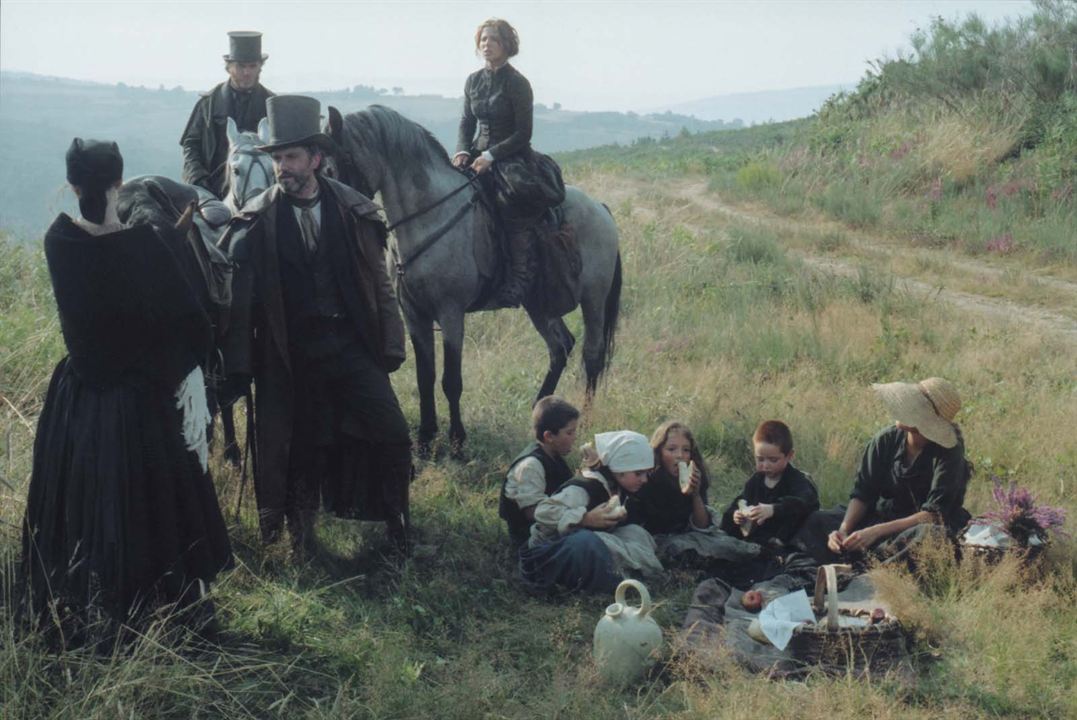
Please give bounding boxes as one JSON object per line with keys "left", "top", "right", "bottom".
{"left": 501, "top": 396, "right": 579, "bottom": 548}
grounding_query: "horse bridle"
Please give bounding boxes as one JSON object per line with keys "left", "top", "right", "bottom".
{"left": 229, "top": 146, "right": 275, "bottom": 208}
{"left": 334, "top": 145, "right": 484, "bottom": 277}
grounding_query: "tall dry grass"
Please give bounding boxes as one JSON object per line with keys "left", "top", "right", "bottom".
{"left": 1, "top": 155, "right": 1075, "bottom": 717}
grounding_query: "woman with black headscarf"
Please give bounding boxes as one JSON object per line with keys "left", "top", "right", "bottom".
{"left": 21, "top": 139, "right": 232, "bottom": 645}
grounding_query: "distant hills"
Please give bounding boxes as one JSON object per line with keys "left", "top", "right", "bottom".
{"left": 0, "top": 71, "right": 836, "bottom": 237}
{"left": 651, "top": 83, "right": 852, "bottom": 124}
{"left": 0, "top": 71, "right": 750, "bottom": 237}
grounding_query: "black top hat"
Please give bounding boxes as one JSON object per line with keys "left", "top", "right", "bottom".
{"left": 257, "top": 95, "right": 335, "bottom": 153}
{"left": 224, "top": 31, "right": 268, "bottom": 63}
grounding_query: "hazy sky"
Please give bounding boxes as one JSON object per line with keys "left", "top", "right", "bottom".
{"left": 1, "top": 0, "right": 1033, "bottom": 112}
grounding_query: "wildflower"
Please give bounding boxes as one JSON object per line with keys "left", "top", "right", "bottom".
{"left": 981, "top": 475, "right": 1068, "bottom": 545}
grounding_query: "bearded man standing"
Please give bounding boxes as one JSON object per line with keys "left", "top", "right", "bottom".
{"left": 181, "top": 31, "right": 274, "bottom": 198}
{"left": 219, "top": 95, "right": 413, "bottom": 556}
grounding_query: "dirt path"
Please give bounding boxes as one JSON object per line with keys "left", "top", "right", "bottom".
{"left": 596, "top": 175, "right": 1077, "bottom": 344}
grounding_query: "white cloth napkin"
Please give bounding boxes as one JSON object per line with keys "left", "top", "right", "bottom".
{"left": 757, "top": 589, "right": 815, "bottom": 650}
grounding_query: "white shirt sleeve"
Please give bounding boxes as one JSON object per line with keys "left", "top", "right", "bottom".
{"left": 504, "top": 456, "right": 548, "bottom": 511}
{"left": 533, "top": 485, "right": 591, "bottom": 537}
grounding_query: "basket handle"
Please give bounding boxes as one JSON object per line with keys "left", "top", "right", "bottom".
{"left": 812, "top": 563, "right": 851, "bottom": 630}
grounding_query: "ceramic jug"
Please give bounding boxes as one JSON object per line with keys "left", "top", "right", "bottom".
{"left": 592, "top": 579, "right": 663, "bottom": 684}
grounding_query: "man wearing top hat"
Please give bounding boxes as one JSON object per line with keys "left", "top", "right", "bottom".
{"left": 219, "top": 95, "right": 413, "bottom": 556}
{"left": 181, "top": 31, "right": 274, "bottom": 199}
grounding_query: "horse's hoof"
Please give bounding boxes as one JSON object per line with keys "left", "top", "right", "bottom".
{"left": 416, "top": 440, "right": 434, "bottom": 460}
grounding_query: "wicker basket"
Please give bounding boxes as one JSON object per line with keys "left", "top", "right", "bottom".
{"left": 786, "top": 564, "right": 909, "bottom": 676}
{"left": 961, "top": 519, "right": 1046, "bottom": 566}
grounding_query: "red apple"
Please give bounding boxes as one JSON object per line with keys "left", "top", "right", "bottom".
{"left": 741, "top": 590, "right": 763, "bottom": 613}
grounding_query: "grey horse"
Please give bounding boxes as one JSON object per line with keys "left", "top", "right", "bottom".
{"left": 326, "top": 105, "right": 622, "bottom": 454}
{"left": 117, "top": 118, "right": 275, "bottom": 465}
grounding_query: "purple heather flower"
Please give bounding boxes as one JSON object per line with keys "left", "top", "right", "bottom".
{"left": 982, "top": 475, "right": 1069, "bottom": 543}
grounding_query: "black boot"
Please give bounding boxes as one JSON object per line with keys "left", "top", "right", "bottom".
{"left": 378, "top": 443, "right": 414, "bottom": 555}
{"left": 498, "top": 227, "right": 532, "bottom": 307}
{"left": 287, "top": 508, "right": 318, "bottom": 561}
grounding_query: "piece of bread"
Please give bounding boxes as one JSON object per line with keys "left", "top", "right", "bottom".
{"left": 678, "top": 461, "right": 691, "bottom": 493}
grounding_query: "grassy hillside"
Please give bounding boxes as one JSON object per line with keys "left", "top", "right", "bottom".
{"left": 2, "top": 168, "right": 1075, "bottom": 716}
{"left": 563, "top": 1, "right": 1077, "bottom": 266}
{"left": 2, "top": 7, "right": 1075, "bottom": 716}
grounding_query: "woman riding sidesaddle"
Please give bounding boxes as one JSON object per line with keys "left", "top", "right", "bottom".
{"left": 453, "top": 18, "right": 565, "bottom": 307}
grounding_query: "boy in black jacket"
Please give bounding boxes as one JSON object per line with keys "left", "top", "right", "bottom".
{"left": 720, "top": 420, "right": 819, "bottom": 548}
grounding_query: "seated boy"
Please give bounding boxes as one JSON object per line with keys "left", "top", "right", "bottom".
{"left": 500, "top": 396, "right": 579, "bottom": 548}
{"left": 720, "top": 420, "right": 820, "bottom": 549}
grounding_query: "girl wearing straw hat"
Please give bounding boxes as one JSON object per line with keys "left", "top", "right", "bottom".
{"left": 796, "top": 378, "right": 972, "bottom": 565}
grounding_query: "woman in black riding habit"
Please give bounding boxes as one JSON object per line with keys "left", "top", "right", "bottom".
{"left": 20, "top": 139, "right": 232, "bottom": 647}
{"left": 453, "top": 18, "right": 565, "bottom": 307}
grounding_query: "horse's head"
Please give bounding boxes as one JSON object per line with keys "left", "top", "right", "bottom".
{"left": 224, "top": 117, "right": 275, "bottom": 211}
{"left": 324, "top": 105, "right": 377, "bottom": 198}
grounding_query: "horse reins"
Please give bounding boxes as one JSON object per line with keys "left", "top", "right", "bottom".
{"left": 332, "top": 145, "right": 484, "bottom": 277}
{"left": 385, "top": 173, "right": 480, "bottom": 233}
{"left": 384, "top": 172, "right": 484, "bottom": 277}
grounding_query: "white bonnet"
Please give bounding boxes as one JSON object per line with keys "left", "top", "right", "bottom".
{"left": 594, "top": 430, "right": 653, "bottom": 473}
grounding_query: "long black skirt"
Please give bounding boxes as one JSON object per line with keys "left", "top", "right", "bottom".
{"left": 21, "top": 358, "right": 233, "bottom": 627}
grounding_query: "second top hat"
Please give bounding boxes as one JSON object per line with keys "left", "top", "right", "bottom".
{"left": 224, "top": 31, "right": 268, "bottom": 63}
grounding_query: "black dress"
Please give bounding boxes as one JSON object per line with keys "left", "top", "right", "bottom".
{"left": 21, "top": 214, "right": 233, "bottom": 630}
{"left": 456, "top": 64, "right": 564, "bottom": 221}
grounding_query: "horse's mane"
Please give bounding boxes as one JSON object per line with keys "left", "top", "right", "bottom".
{"left": 341, "top": 105, "right": 453, "bottom": 170}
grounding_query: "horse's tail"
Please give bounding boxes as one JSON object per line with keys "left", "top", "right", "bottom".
{"left": 586, "top": 251, "right": 622, "bottom": 395}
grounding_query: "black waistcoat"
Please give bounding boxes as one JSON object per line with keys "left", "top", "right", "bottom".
{"left": 558, "top": 474, "right": 645, "bottom": 527}
{"left": 276, "top": 191, "right": 350, "bottom": 345}
{"left": 500, "top": 442, "right": 573, "bottom": 547}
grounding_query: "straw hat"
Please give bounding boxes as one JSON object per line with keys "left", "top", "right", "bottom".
{"left": 872, "top": 377, "right": 961, "bottom": 448}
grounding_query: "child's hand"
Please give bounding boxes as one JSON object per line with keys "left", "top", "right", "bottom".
{"left": 581, "top": 504, "right": 621, "bottom": 530}
{"left": 683, "top": 462, "right": 702, "bottom": 496}
{"left": 747, "top": 504, "right": 774, "bottom": 525}
{"left": 733, "top": 509, "right": 747, "bottom": 525}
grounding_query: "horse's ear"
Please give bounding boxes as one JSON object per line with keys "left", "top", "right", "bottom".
{"left": 226, "top": 117, "right": 239, "bottom": 146}
{"left": 257, "top": 117, "right": 271, "bottom": 144}
{"left": 327, "top": 106, "right": 343, "bottom": 142}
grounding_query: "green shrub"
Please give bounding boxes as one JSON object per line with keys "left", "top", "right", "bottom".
{"left": 734, "top": 160, "right": 781, "bottom": 191}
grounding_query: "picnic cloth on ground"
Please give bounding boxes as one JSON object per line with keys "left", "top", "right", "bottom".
{"left": 679, "top": 571, "right": 910, "bottom": 679}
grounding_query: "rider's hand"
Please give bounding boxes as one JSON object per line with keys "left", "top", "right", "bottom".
{"left": 471, "top": 155, "right": 493, "bottom": 174}
{"left": 451, "top": 153, "right": 471, "bottom": 169}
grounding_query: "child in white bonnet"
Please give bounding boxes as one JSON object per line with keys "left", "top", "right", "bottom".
{"left": 521, "top": 430, "right": 663, "bottom": 595}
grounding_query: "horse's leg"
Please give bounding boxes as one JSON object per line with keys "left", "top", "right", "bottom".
{"left": 524, "top": 302, "right": 576, "bottom": 403}
{"left": 437, "top": 309, "right": 468, "bottom": 458}
{"left": 404, "top": 304, "right": 438, "bottom": 458}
